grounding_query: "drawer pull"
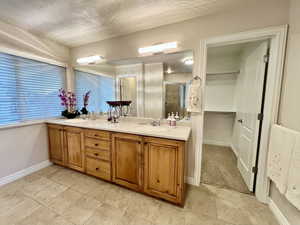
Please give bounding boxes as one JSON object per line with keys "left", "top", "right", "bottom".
{"left": 95, "top": 167, "right": 99, "bottom": 171}
{"left": 94, "top": 134, "right": 99, "bottom": 137}
{"left": 94, "top": 143, "right": 99, "bottom": 147}
{"left": 94, "top": 153, "right": 99, "bottom": 156}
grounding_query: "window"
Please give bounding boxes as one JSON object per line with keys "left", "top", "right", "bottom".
{"left": 0, "top": 52, "right": 66, "bottom": 126}
{"left": 75, "top": 70, "right": 115, "bottom": 113}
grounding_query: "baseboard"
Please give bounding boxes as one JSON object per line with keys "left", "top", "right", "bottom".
{"left": 185, "top": 176, "right": 196, "bottom": 185}
{"left": 203, "top": 140, "right": 231, "bottom": 147}
{"left": 0, "top": 160, "right": 52, "bottom": 186}
{"left": 230, "top": 143, "right": 238, "bottom": 157}
{"left": 269, "top": 198, "right": 291, "bottom": 225}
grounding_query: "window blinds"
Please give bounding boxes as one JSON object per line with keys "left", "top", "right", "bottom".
{"left": 0, "top": 52, "right": 66, "bottom": 126}
{"left": 75, "top": 70, "right": 115, "bottom": 113}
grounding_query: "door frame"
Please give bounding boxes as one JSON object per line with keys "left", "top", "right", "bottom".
{"left": 194, "top": 25, "right": 288, "bottom": 203}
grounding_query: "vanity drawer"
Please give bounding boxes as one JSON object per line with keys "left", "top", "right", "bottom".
{"left": 85, "top": 138, "right": 110, "bottom": 150}
{"left": 85, "top": 129, "right": 110, "bottom": 140}
{"left": 86, "top": 147, "right": 110, "bottom": 161}
{"left": 86, "top": 157, "right": 111, "bottom": 181}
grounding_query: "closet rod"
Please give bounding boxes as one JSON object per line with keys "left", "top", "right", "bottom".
{"left": 206, "top": 71, "right": 240, "bottom": 76}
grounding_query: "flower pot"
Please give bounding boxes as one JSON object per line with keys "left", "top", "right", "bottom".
{"left": 61, "top": 110, "right": 80, "bottom": 119}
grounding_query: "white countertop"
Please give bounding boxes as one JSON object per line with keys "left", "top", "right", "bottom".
{"left": 46, "top": 118, "right": 191, "bottom": 141}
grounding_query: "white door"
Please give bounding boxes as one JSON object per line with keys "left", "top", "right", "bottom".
{"left": 237, "top": 41, "right": 269, "bottom": 191}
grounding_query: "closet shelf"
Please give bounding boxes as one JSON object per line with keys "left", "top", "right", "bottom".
{"left": 206, "top": 71, "right": 240, "bottom": 76}
{"left": 204, "top": 107, "right": 236, "bottom": 113}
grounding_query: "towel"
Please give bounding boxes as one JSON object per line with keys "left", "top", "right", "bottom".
{"left": 187, "top": 78, "right": 202, "bottom": 113}
{"left": 285, "top": 134, "right": 300, "bottom": 210}
{"left": 267, "top": 125, "right": 296, "bottom": 194}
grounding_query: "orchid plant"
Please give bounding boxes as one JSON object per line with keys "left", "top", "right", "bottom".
{"left": 83, "top": 91, "right": 91, "bottom": 108}
{"left": 58, "top": 88, "right": 77, "bottom": 113}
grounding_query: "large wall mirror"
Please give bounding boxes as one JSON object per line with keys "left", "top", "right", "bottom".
{"left": 74, "top": 50, "right": 193, "bottom": 120}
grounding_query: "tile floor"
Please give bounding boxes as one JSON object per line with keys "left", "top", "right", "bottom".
{"left": 201, "top": 144, "right": 252, "bottom": 194}
{"left": 0, "top": 165, "right": 279, "bottom": 225}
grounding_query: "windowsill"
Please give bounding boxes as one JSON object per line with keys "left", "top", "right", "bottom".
{"left": 0, "top": 117, "right": 61, "bottom": 131}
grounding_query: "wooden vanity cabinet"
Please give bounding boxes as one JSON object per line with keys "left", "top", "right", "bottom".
{"left": 47, "top": 125, "right": 85, "bottom": 171}
{"left": 48, "top": 124, "right": 186, "bottom": 206}
{"left": 64, "top": 126, "right": 85, "bottom": 172}
{"left": 144, "top": 137, "right": 185, "bottom": 205}
{"left": 48, "top": 124, "right": 65, "bottom": 166}
{"left": 112, "top": 133, "right": 143, "bottom": 191}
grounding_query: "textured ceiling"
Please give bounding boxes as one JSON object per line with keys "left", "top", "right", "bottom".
{"left": 0, "top": 0, "right": 246, "bottom": 47}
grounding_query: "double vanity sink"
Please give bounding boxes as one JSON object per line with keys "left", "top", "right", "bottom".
{"left": 46, "top": 118, "right": 191, "bottom": 205}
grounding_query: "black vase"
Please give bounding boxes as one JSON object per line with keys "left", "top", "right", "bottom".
{"left": 61, "top": 110, "right": 80, "bottom": 119}
{"left": 81, "top": 107, "right": 88, "bottom": 115}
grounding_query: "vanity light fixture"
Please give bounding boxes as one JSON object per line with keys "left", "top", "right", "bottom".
{"left": 77, "top": 55, "right": 104, "bottom": 65}
{"left": 138, "top": 42, "right": 178, "bottom": 55}
{"left": 182, "top": 57, "right": 194, "bottom": 65}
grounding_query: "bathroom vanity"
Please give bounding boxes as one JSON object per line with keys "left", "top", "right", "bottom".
{"left": 47, "top": 119, "right": 191, "bottom": 206}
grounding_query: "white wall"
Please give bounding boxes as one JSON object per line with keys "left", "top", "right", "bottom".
{"left": 70, "top": 0, "right": 289, "bottom": 178}
{"left": 272, "top": 0, "right": 300, "bottom": 224}
{"left": 203, "top": 112, "right": 235, "bottom": 147}
{"left": 0, "top": 124, "right": 49, "bottom": 179}
{"left": 0, "top": 20, "right": 70, "bottom": 181}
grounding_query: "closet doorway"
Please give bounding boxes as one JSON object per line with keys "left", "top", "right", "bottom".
{"left": 201, "top": 40, "right": 270, "bottom": 194}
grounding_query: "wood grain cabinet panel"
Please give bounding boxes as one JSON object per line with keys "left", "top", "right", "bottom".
{"left": 86, "top": 157, "right": 111, "bottom": 181}
{"left": 48, "top": 124, "right": 65, "bottom": 166}
{"left": 85, "top": 129, "right": 110, "bottom": 140}
{"left": 85, "top": 138, "right": 110, "bottom": 150}
{"left": 112, "top": 133, "right": 143, "bottom": 191}
{"left": 144, "top": 137, "right": 185, "bottom": 205}
{"left": 64, "top": 127, "right": 85, "bottom": 172}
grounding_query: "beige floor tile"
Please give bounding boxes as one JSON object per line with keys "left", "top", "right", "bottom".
{"left": 216, "top": 198, "right": 253, "bottom": 225}
{"left": 185, "top": 185, "right": 218, "bottom": 218}
{"left": 15, "top": 206, "right": 58, "bottom": 225}
{"left": 0, "top": 179, "right": 27, "bottom": 197}
{"left": 103, "top": 185, "right": 135, "bottom": 210}
{"left": 31, "top": 181, "right": 68, "bottom": 205}
{"left": 185, "top": 212, "right": 234, "bottom": 225}
{"left": 48, "top": 188, "right": 83, "bottom": 215}
{"left": 85, "top": 203, "right": 128, "bottom": 225}
{"left": 21, "top": 176, "right": 55, "bottom": 198}
{"left": 71, "top": 175, "right": 105, "bottom": 195}
{"left": 0, "top": 191, "right": 27, "bottom": 216}
{"left": 152, "top": 203, "right": 186, "bottom": 225}
{"left": 125, "top": 192, "right": 161, "bottom": 222}
{"left": 0, "top": 197, "right": 41, "bottom": 225}
{"left": 0, "top": 166, "right": 279, "bottom": 225}
{"left": 48, "top": 168, "right": 79, "bottom": 187}
{"left": 61, "top": 195, "right": 102, "bottom": 225}
{"left": 87, "top": 182, "right": 112, "bottom": 202}
{"left": 33, "top": 165, "right": 62, "bottom": 178}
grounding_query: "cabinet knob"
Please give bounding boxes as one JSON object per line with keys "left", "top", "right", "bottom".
{"left": 95, "top": 168, "right": 99, "bottom": 171}
{"left": 238, "top": 119, "right": 243, "bottom": 123}
{"left": 95, "top": 143, "right": 99, "bottom": 146}
{"left": 94, "top": 153, "right": 99, "bottom": 156}
{"left": 94, "top": 134, "right": 99, "bottom": 137}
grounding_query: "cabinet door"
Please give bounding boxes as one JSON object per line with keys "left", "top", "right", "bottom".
{"left": 65, "top": 127, "right": 85, "bottom": 172}
{"left": 48, "top": 124, "right": 65, "bottom": 166}
{"left": 144, "top": 137, "right": 185, "bottom": 205}
{"left": 112, "top": 133, "right": 143, "bottom": 191}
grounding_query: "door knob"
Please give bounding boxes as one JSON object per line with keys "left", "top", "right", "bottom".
{"left": 238, "top": 119, "right": 243, "bottom": 123}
